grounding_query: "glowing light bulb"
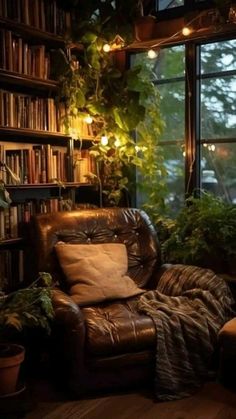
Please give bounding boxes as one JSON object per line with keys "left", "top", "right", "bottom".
{"left": 84, "top": 115, "right": 93, "bottom": 124}
{"left": 103, "top": 43, "right": 111, "bottom": 52}
{"left": 182, "top": 26, "right": 192, "bottom": 36}
{"left": 114, "top": 138, "right": 120, "bottom": 147}
{"left": 101, "top": 135, "right": 108, "bottom": 146}
{"left": 147, "top": 49, "right": 157, "bottom": 59}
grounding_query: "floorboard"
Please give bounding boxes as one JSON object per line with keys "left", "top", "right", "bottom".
{"left": 19, "top": 380, "right": 236, "bottom": 419}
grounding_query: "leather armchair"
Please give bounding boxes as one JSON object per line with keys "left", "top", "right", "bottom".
{"left": 30, "top": 207, "right": 224, "bottom": 396}
{"left": 30, "top": 207, "right": 168, "bottom": 395}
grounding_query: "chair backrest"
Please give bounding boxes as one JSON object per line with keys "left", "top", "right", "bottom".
{"left": 30, "top": 207, "right": 162, "bottom": 288}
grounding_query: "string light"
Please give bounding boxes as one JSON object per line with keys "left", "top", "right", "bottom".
{"left": 147, "top": 49, "right": 158, "bottom": 59}
{"left": 182, "top": 26, "right": 192, "bottom": 36}
{"left": 114, "top": 138, "right": 121, "bottom": 147}
{"left": 142, "top": 10, "right": 212, "bottom": 51}
{"left": 84, "top": 114, "right": 93, "bottom": 124}
{"left": 103, "top": 43, "right": 111, "bottom": 52}
{"left": 101, "top": 135, "right": 108, "bottom": 146}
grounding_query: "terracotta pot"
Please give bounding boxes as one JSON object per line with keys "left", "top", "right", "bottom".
{"left": 134, "top": 15, "right": 156, "bottom": 41}
{"left": 0, "top": 343, "right": 25, "bottom": 396}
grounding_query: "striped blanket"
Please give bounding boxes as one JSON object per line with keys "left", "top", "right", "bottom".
{"left": 138, "top": 264, "right": 235, "bottom": 401}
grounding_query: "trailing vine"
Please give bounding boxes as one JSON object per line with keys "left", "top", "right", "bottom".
{"left": 55, "top": 1, "right": 167, "bottom": 210}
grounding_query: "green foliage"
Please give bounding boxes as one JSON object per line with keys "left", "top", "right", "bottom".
{"left": 162, "top": 192, "right": 236, "bottom": 273}
{"left": 57, "top": 20, "right": 165, "bottom": 207}
{"left": 0, "top": 273, "right": 54, "bottom": 337}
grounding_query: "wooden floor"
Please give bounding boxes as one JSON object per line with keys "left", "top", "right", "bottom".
{"left": 18, "top": 379, "right": 236, "bottom": 419}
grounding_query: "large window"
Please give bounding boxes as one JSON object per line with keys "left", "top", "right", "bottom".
{"left": 131, "top": 45, "right": 185, "bottom": 215}
{"left": 131, "top": 36, "right": 236, "bottom": 214}
{"left": 199, "top": 39, "right": 236, "bottom": 202}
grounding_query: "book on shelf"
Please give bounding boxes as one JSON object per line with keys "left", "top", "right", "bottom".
{"left": 73, "top": 149, "right": 96, "bottom": 183}
{"left": 0, "top": 248, "right": 24, "bottom": 292}
{"left": 0, "top": 0, "right": 73, "bottom": 36}
{"left": 1, "top": 142, "right": 70, "bottom": 184}
{"left": 0, "top": 89, "right": 66, "bottom": 132}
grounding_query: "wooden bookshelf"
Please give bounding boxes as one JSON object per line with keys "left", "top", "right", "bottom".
{"left": 0, "top": 0, "right": 97, "bottom": 291}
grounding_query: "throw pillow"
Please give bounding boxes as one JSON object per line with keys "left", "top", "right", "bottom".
{"left": 54, "top": 242, "right": 144, "bottom": 305}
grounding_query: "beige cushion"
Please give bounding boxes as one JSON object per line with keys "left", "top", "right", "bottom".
{"left": 55, "top": 242, "right": 144, "bottom": 305}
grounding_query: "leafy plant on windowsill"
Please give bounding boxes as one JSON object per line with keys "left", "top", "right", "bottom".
{"left": 0, "top": 272, "right": 54, "bottom": 341}
{"left": 161, "top": 192, "right": 236, "bottom": 274}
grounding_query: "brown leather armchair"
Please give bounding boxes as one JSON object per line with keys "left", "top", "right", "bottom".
{"left": 28, "top": 207, "right": 235, "bottom": 399}
{"left": 30, "top": 207, "right": 167, "bottom": 395}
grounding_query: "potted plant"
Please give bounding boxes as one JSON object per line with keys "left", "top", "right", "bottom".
{"left": 0, "top": 272, "right": 54, "bottom": 396}
{"left": 161, "top": 192, "right": 236, "bottom": 274}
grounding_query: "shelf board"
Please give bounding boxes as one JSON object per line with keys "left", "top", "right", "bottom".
{"left": 0, "top": 126, "right": 70, "bottom": 143}
{"left": 6, "top": 182, "right": 94, "bottom": 189}
{"left": 0, "top": 127, "right": 96, "bottom": 143}
{"left": 0, "top": 237, "right": 24, "bottom": 246}
{"left": 0, "top": 70, "right": 58, "bottom": 91}
{"left": 0, "top": 17, "right": 65, "bottom": 47}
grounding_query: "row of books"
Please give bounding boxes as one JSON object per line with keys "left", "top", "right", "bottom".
{"left": 0, "top": 198, "right": 72, "bottom": 240}
{"left": 0, "top": 29, "right": 52, "bottom": 79}
{"left": 0, "top": 90, "right": 96, "bottom": 138}
{"left": 73, "top": 149, "right": 96, "bottom": 184}
{"left": 0, "top": 142, "right": 97, "bottom": 184}
{"left": 0, "top": 90, "right": 66, "bottom": 132}
{"left": 0, "top": 142, "right": 70, "bottom": 184}
{"left": 0, "top": 248, "right": 24, "bottom": 292}
{"left": 0, "top": 0, "right": 72, "bottom": 35}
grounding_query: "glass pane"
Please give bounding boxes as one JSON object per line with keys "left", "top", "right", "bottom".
{"left": 158, "top": 0, "right": 184, "bottom": 11}
{"left": 201, "top": 143, "right": 236, "bottom": 203}
{"left": 159, "top": 81, "right": 185, "bottom": 141}
{"left": 201, "top": 40, "right": 236, "bottom": 74}
{"left": 130, "top": 52, "right": 159, "bottom": 74}
{"left": 163, "top": 144, "right": 185, "bottom": 214}
{"left": 154, "top": 46, "right": 185, "bottom": 80}
{"left": 201, "top": 76, "right": 236, "bottom": 139}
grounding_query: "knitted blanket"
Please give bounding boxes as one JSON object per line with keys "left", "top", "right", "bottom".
{"left": 138, "top": 264, "right": 235, "bottom": 401}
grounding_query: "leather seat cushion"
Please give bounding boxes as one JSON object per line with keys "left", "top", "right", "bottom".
{"left": 82, "top": 295, "right": 156, "bottom": 356}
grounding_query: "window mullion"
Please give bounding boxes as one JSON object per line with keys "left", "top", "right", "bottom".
{"left": 185, "top": 42, "right": 200, "bottom": 197}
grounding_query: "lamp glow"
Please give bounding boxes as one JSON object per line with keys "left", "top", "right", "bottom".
{"left": 103, "top": 43, "right": 111, "bottom": 52}
{"left": 147, "top": 49, "right": 157, "bottom": 59}
{"left": 114, "top": 138, "right": 120, "bottom": 147}
{"left": 182, "top": 26, "right": 192, "bottom": 36}
{"left": 84, "top": 115, "right": 93, "bottom": 124}
{"left": 101, "top": 135, "right": 108, "bottom": 146}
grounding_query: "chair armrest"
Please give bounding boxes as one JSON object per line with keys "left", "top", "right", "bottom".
{"left": 51, "top": 288, "right": 85, "bottom": 334}
{"left": 50, "top": 289, "right": 86, "bottom": 373}
{"left": 147, "top": 263, "right": 173, "bottom": 289}
{"left": 218, "top": 317, "right": 236, "bottom": 352}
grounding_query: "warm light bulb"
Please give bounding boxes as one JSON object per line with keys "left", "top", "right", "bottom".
{"left": 84, "top": 115, "right": 93, "bottom": 124}
{"left": 182, "top": 26, "right": 192, "bottom": 36}
{"left": 114, "top": 138, "right": 120, "bottom": 147}
{"left": 101, "top": 135, "right": 108, "bottom": 146}
{"left": 103, "top": 43, "right": 111, "bottom": 52}
{"left": 147, "top": 49, "right": 157, "bottom": 59}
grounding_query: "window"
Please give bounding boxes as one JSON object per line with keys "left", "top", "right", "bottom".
{"left": 131, "top": 36, "right": 236, "bottom": 215}
{"left": 158, "top": 0, "right": 184, "bottom": 11}
{"left": 131, "top": 45, "right": 185, "bottom": 215}
{"left": 199, "top": 39, "right": 236, "bottom": 202}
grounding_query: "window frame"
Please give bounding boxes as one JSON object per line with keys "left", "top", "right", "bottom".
{"left": 129, "top": 32, "right": 236, "bottom": 207}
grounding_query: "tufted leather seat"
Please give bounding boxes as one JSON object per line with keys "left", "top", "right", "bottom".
{"left": 30, "top": 208, "right": 171, "bottom": 395}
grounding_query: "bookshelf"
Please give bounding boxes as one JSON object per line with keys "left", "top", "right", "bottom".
{"left": 0, "top": 0, "right": 97, "bottom": 291}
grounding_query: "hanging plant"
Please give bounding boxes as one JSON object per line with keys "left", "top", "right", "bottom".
{"left": 54, "top": 1, "right": 166, "bottom": 209}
